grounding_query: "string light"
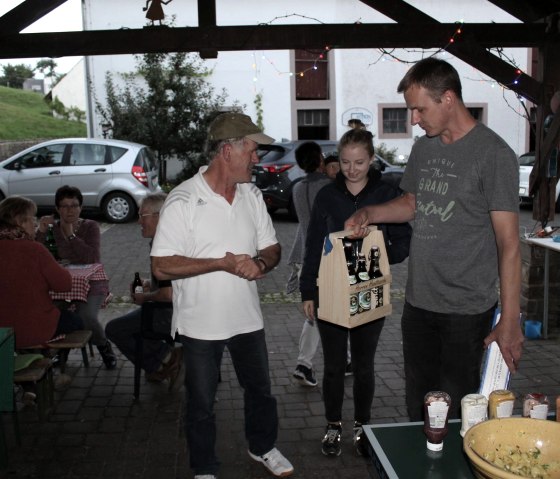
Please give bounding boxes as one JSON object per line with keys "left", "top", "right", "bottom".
{"left": 252, "top": 15, "right": 526, "bottom": 108}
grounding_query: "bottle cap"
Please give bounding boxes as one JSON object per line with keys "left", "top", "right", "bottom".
{"left": 426, "top": 440, "right": 443, "bottom": 451}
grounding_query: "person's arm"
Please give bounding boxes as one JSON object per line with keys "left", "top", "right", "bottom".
{"left": 152, "top": 252, "right": 248, "bottom": 281}
{"left": 344, "top": 193, "right": 416, "bottom": 237}
{"left": 133, "top": 284, "right": 172, "bottom": 305}
{"left": 253, "top": 243, "right": 281, "bottom": 273}
{"left": 59, "top": 220, "right": 101, "bottom": 264}
{"left": 483, "top": 210, "right": 524, "bottom": 373}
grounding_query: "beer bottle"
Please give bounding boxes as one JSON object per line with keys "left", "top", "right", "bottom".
{"left": 132, "top": 272, "right": 143, "bottom": 294}
{"left": 45, "top": 224, "right": 59, "bottom": 260}
{"left": 346, "top": 261, "right": 358, "bottom": 285}
{"left": 356, "top": 253, "right": 371, "bottom": 313}
{"left": 343, "top": 239, "right": 355, "bottom": 265}
{"left": 369, "top": 246, "right": 383, "bottom": 307}
{"left": 350, "top": 292, "right": 359, "bottom": 316}
{"left": 356, "top": 253, "right": 370, "bottom": 282}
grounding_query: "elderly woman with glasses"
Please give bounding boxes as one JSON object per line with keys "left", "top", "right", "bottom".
{"left": 36, "top": 185, "right": 117, "bottom": 369}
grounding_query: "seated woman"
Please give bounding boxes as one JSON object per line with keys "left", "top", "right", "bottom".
{"left": 36, "top": 185, "right": 117, "bottom": 369}
{"left": 0, "top": 196, "right": 84, "bottom": 348}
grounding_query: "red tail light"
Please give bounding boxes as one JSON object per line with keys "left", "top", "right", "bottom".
{"left": 132, "top": 165, "right": 149, "bottom": 187}
{"left": 262, "top": 164, "right": 293, "bottom": 174}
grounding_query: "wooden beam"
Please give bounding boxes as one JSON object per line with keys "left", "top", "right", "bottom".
{"left": 486, "top": 0, "right": 560, "bottom": 23}
{"left": 197, "top": 0, "right": 217, "bottom": 58}
{"left": 0, "top": 23, "right": 548, "bottom": 57}
{"left": 0, "top": 0, "right": 68, "bottom": 35}
{"left": 359, "top": 0, "right": 543, "bottom": 103}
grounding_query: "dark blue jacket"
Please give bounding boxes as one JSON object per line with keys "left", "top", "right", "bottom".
{"left": 299, "top": 169, "right": 412, "bottom": 302}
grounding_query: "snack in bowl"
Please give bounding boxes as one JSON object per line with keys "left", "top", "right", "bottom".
{"left": 463, "top": 417, "right": 560, "bottom": 479}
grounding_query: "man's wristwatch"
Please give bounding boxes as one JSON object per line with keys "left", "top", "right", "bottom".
{"left": 252, "top": 255, "right": 267, "bottom": 273}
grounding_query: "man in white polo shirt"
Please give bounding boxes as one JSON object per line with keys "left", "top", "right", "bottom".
{"left": 151, "top": 112, "right": 294, "bottom": 479}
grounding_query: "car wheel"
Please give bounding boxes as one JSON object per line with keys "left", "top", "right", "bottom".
{"left": 102, "top": 192, "right": 137, "bottom": 223}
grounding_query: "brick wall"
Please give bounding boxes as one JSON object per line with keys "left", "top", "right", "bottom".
{"left": 520, "top": 238, "right": 560, "bottom": 328}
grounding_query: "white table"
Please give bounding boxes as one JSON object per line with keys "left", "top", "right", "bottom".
{"left": 525, "top": 237, "right": 560, "bottom": 339}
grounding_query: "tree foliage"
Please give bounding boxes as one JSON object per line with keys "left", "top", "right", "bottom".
{"left": 36, "top": 58, "right": 63, "bottom": 87}
{"left": 96, "top": 52, "right": 231, "bottom": 181}
{"left": 0, "top": 64, "right": 35, "bottom": 89}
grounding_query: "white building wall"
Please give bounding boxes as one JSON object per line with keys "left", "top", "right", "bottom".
{"left": 51, "top": 59, "right": 87, "bottom": 115}
{"left": 83, "top": 0, "right": 531, "bottom": 157}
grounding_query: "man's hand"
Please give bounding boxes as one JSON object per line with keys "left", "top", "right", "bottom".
{"left": 222, "top": 252, "right": 264, "bottom": 280}
{"left": 133, "top": 292, "right": 146, "bottom": 305}
{"left": 483, "top": 317, "right": 524, "bottom": 373}
{"left": 234, "top": 255, "right": 265, "bottom": 281}
{"left": 344, "top": 209, "right": 371, "bottom": 238}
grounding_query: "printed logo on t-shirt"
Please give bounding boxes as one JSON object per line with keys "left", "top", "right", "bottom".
{"left": 196, "top": 198, "right": 207, "bottom": 206}
{"left": 415, "top": 157, "right": 456, "bottom": 240}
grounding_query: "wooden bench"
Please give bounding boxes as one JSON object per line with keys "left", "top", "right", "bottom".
{"left": 26, "top": 330, "right": 93, "bottom": 373}
{"left": 13, "top": 355, "right": 54, "bottom": 422}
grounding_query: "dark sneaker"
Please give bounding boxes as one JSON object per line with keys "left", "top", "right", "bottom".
{"left": 321, "top": 423, "right": 342, "bottom": 457}
{"left": 353, "top": 422, "right": 369, "bottom": 457}
{"left": 345, "top": 362, "right": 353, "bottom": 376}
{"left": 97, "top": 341, "right": 117, "bottom": 370}
{"left": 248, "top": 447, "right": 294, "bottom": 477}
{"left": 293, "top": 364, "right": 317, "bottom": 387}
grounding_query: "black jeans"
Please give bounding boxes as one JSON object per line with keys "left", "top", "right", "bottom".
{"left": 401, "top": 301, "right": 495, "bottom": 421}
{"left": 317, "top": 318, "right": 385, "bottom": 424}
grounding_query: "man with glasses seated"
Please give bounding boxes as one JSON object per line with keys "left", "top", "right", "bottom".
{"left": 105, "top": 192, "right": 182, "bottom": 385}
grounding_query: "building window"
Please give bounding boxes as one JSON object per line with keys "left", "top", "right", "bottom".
{"left": 378, "top": 105, "right": 411, "bottom": 139}
{"left": 467, "top": 107, "right": 485, "bottom": 122}
{"left": 465, "top": 104, "right": 487, "bottom": 125}
{"left": 295, "top": 49, "right": 329, "bottom": 100}
{"left": 297, "top": 109, "right": 329, "bottom": 139}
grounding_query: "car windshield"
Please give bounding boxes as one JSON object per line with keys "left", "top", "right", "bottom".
{"left": 519, "top": 153, "right": 535, "bottom": 167}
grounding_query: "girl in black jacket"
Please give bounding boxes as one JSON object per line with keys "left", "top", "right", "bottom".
{"left": 299, "top": 128, "right": 411, "bottom": 457}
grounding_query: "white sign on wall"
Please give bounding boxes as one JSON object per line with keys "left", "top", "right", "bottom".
{"left": 342, "top": 107, "right": 373, "bottom": 127}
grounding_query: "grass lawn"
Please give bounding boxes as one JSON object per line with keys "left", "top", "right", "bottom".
{"left": 0, "top": 85, "right": 86, "bottom": 140}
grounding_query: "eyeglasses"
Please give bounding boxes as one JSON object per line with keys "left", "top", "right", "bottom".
{"left": 58, "top": 204, "right": 81, "bottom": 210}
{"left": 138, "top": 212, "right": 159, "bottom": 219}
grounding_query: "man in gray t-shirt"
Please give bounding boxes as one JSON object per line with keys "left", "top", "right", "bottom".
{"left": 344, "top": 57, "right": 524, "bottom": 420}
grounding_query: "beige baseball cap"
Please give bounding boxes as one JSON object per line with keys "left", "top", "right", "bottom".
{"left": 208, "top": 112, "right": 274, "bottom": 144}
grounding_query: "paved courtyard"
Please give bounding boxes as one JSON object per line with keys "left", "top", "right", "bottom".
{"left": 2, "top": 211, "right": 560, "bottom": 479}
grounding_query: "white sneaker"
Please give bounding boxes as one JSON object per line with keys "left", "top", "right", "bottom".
{"left": 248, "top": 447, "right": 294, "bottom": 477}
{"left": 194, "top": 475, "right": 217, "bottom": 479}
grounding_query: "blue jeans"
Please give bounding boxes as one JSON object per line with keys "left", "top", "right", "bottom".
{"left": 105, "top": 307, "right": 172, "bottom": 373}
{"left": 317, "top": 318, "right": 385, "bottom": 424}
{"left": 401, "top": 301, "right": 495, "bottom": 420}
{"left": 179, "top": 329, "right": 278, "bottom": 476}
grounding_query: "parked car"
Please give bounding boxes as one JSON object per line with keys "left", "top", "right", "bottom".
{"left": 518, "top": 151, "right": 560, "bottom": 211}
{"left": 252, "top": 140, "right": 404, "bottom": 218}
{"left": 0, "top": 138, "right": 160, "bottom": 223}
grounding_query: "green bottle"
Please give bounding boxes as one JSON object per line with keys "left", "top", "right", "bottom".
{"left": 45, "top": 224, "right": 59, "bottom": 260}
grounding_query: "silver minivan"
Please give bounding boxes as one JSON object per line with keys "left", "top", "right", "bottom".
{"left": 0, "top": 138, "right": 160, "bottom": 223}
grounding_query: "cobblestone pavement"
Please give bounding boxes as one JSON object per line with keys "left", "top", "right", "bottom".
{"left": 2, "top": 211, "right": 560, "bottom": 479}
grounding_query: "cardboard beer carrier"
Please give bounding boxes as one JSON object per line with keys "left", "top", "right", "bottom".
{"left": 317, "top": 227, "right": 392, "bottom": 328}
